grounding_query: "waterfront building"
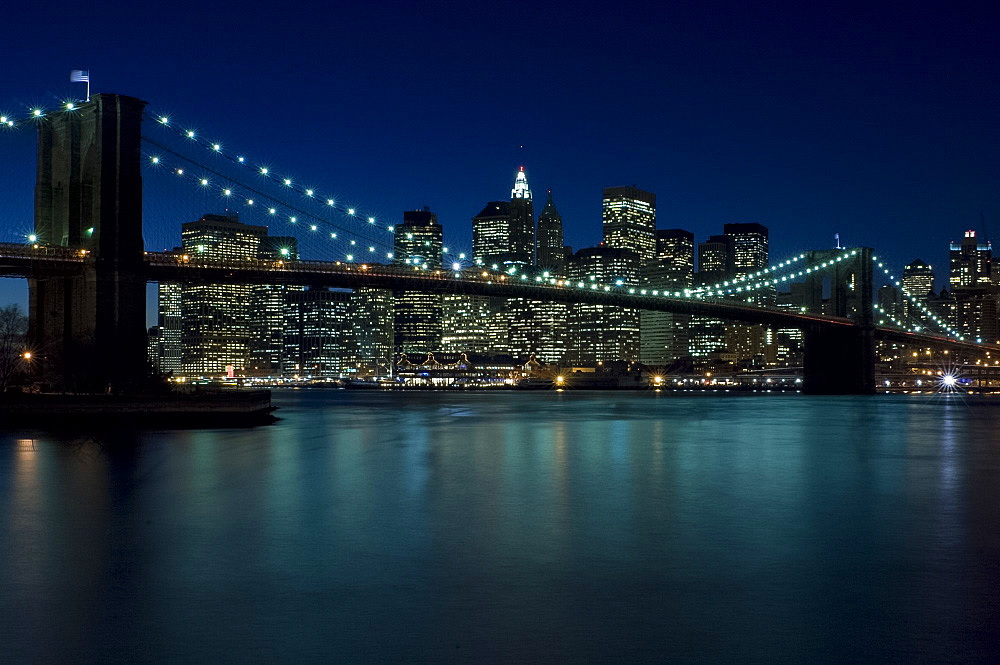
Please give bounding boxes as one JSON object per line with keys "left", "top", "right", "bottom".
{"left": 248, "top": 236, "right": 300, "bottom": 376}
{"left": 349, "top": 287, "right": 395, "bottom": 378}
{"left": 179, "top": 213, "right": 266, "bottom": 377}
{"left": 640, "top": 229, "right": 695, "bottom": 366}
{"left": 440, "top": 294, "right": 494, "bottom": 354}
{"left": 535, "top": 190, "right": 565, "bottom": 273}
{"left": 566, "top": 246, "right": 640, "bottom": 364}
{"left": 283, "top": 288, "right": 351, "bottom": 377}
{"left": 602, "top": 185, "right": 656, "bottom": 261}
{"left": 507, "top": 298, "right": 568, "bottom": 363}
{"left": 394, "top": 352, "right": 539, "bottom": 387}
{"left": 147, "top": 326, "right": 162, "bottom": 373}
{"left": 393, "top": 208, "right": 443, "bottom": 354}
{"left": 156, "top": 280, "right": 182, "bottom": 375}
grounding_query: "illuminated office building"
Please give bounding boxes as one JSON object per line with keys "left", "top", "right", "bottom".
{"left": 566, "top": 246, "right": 640, "bottom": 364}
{"left": 393, "top": 207, "right": 443, "bottom": 354}
{"left": 689, "top": 235, "right": 730, "bottom": 361}
{"left": 283, "top": 288, "right": 351, "bottom": 377}
{"left": 180, "top": 213, "right": 266, "bottom": 376}
{"left": 901, "top": 259, "right": 934, "bottom": 322}
{"left": 949, "top": 231, "right": 997, "bottom": 342}
{"left": 248, "top": 236, "right": 300, "bottom": 376}
{"left": 349, "top": 287, "right": 395, "bottom": 377}
{"left": 724, "top": 223, "right": 769, "bottom": 281}
{"left": 535, "top": 190, "right": 565, "bottom": 273}
{"left": 723, "top": 223, "right": 772, "bottom": 365}
{"left": 602, "top": 186, "right": 656, "bottom": 261}
{"left": 508, "top": 298, "right": 568, "bottom": 363}
{"left": 156, "top": 279, "right": 182, "bottom": 375}
{"left": 472, "top": 167, "right": 535, "bottom": 268}
{"left": 440, "top": 294, "right": 493, "bottom": 353}
{"left": 949, "top": 230, "right": 991, "bottom": 289}
{"left": 509, "top": 167, "right": 535, "bottom": 266}
{"left": 640, "top": 229, "right": 695, "bottom": 366}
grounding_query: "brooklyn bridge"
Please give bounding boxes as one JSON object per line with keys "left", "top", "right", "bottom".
{"left": 0, "top": 94, "right": 992, "bottom": 393}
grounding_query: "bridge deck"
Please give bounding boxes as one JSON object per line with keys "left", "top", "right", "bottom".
{"left": 1, "top": 243, "right": 995, "bottom": 353}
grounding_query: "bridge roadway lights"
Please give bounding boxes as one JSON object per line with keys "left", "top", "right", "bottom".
{"left": 802, "top": 325, "right": 876, "bottom": 395}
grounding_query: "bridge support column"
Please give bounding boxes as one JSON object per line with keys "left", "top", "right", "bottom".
{"left": 802, "top": 325, "right": 875, "bottom": 394}
{"left": 28, "top": 94, "right": 148, "bottom": 390}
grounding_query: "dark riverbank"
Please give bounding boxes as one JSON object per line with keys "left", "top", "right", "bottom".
{"left": 0, "top": 390, "right": 275, "bottom": 428}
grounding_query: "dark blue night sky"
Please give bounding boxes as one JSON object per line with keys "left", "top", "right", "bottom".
{"left": 2, "top": 0, "right": 999, "bottom": 316}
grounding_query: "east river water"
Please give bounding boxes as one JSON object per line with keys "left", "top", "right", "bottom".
{"left": 2, "top": 390, "right": 998, "bottom": 663}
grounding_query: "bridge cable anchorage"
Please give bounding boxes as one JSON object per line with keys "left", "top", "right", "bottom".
{"left": 141, "top": 139, "right": 392, "bottom": 261}
{"left": 145, "top": 110, "right": 392, "bottom": 237}
{"left": 871, "top": 254, "right": 967, "bottom": 342}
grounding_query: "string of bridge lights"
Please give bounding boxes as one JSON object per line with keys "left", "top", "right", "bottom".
{"left": 871, "top": 255, "right": 967, "bottom": 342}
{"left": 461, "top": 248, "right": 857, "bottom": 304}
{"left": 145, "top": 110, "right": 393, "bottom": 238}
{"left": 873, "top": 303, "right": 920, "bottom": 332}
{"left": 142, "top": 142, "right": 394, "bottom": 260}
{"left": 0, "top": 101, "right": 401, "bottom": 262}
{"left": 0, "top": 100, "right": 91, "bottom": 129}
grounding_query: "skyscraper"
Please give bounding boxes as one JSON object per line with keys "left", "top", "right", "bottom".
{"left": 724, "top": 223, "right": 769, "bottom": 280}
{"left": 393, "top": 207, "right": 443, "bottom": 354}
{"left": 948, "top": 230, "right": 996, "bottom": 342}
{"left": 507, "top": 299, "right": 568, "bottom": 363}
{"left": 949, "top": 230, "right": 991, "bottom": 289}
{"left": 180, "top": 213, "right": 266, "bottom": 376}
{"left": 349, "top": 287, "right": 395, "bottom": 377}
{"left": 471, "top": 167, "right": 535, "bottom": 268}
{"left": 566, "top": 246, "right": 641, "bottom": 364}
{"left": 723, "top": 223, "right": 772, "bottom": 365}
{"left": 689, "top": 235, "right": 731, "bottom": 361}
{"left": 509, "top": 167, "right": 535, "bottom": 266}
{"left": 640, "top": 229, "right": 695, "bottom": 366}
{"left": 902, "top": 259, "right": 935, "bottom": 322}
{"left": 696, "top": 235, "right": 731, "bottom": 279}
{"left": 156, "top": 279, "right": 182, "bottom": 375}
{"left": 472, "top": 201, "right": 512, "bottom": 267}
{"left": 249, "top": 236, "right": 300, "bottom": 376}
{"left": 440, "top": 294, "right": 494, "bottom": 354}
{"left": 283, "top": 288, "right": 352, "bottom": 378}
{"left": 535, "top": 190, "right": 565, "bottom": 273}
{"left": 602, "top": 186, "right": 656, "bottom": 261}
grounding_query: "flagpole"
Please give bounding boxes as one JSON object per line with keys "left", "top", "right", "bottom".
{"left": 86, "top": 78, "right": 90, "bottom": 102}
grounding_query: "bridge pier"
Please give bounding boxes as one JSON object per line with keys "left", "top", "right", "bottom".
{"left": 28, "top": 94, "right": 148, "bottom": 390}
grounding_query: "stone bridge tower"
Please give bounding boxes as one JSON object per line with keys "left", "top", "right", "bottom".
{"left": 29, "top": 94, "right": 148, "bottom": 390}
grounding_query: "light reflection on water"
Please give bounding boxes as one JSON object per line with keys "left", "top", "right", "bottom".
{"left": 1, "top": 391, "right": 999, "bottom": 663}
